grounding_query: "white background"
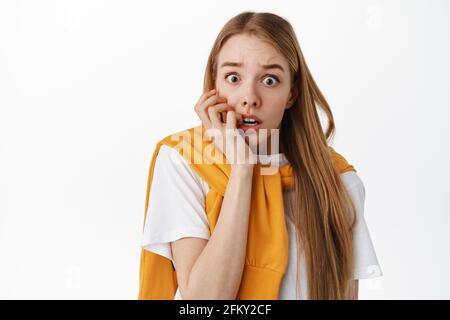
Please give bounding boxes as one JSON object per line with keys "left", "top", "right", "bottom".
{"left": 1, "top": 0, "right": 449, "bottom": 299}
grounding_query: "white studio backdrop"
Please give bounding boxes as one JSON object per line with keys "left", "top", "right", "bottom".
{"left": 0, "top": 0, "right": 449, "bottom": 299}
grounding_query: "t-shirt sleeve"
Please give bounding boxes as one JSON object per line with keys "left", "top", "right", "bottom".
{"left": 340, "top": 171, "right": 383, "bottom": 280}
{"left": 140, "top": 144, "right": 211, "bottom": 263}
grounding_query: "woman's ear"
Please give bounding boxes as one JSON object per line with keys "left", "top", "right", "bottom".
{"left": 286, "top": 86, "right": 299, "bottom": 109}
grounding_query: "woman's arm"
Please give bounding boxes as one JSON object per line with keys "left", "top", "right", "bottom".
{"left": 171, "top": 165, "right": 254, "bottom": 300}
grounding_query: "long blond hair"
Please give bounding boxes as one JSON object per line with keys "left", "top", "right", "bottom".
{"left": 203, "top": 11, "right": 357, "bottom": 299}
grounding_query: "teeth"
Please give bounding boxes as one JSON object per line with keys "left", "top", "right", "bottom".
{"left": 243, "top": 118, "right": 257, "bottom": 123}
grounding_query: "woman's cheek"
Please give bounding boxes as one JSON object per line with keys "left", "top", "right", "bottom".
{"left": 217, "top": 90, "right": 236, "bottom": 108}
{"left": 215, "top": 78, "right": 228, "bottom": 94}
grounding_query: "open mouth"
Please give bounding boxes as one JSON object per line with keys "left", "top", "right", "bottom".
{"left": 236, "top": 113, "right": 263, "bottom": 127}
{"left": 240, "top": 117, "right": 261, "bottom": 127}
{"left": 237, "top": 117, "right": 263, "bottom": 133}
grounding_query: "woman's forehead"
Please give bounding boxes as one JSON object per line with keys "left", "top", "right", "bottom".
{"left": 218, "top": 36, "right": 288, "bottom": 72}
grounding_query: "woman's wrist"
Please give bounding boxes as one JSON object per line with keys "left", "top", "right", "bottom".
{"left": 230, "top": 164, "right": 255, "bottom": 177}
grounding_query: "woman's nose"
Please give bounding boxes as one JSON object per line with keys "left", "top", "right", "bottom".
{"left": 243, "top": 100, "right": 258, "bottom": 108}
{"left": 238, "top": 90, "right": 261, "bottom": 113}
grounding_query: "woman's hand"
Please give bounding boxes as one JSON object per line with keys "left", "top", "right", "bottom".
{"left": 194, "top": 88, "right": 257, "bottom": 168}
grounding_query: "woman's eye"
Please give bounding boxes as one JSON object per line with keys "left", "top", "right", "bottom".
{"left": 225, "top": 73, "right": 240, "bottom": 83}
{"left": 224, "top": 73, "right": 280, "bottom": 86}
{"left": 262, "top": 76, "right": 279, "bottom": 86}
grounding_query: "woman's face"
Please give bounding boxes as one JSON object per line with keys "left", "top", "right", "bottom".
{"left": 215, "top": 33, "right": 296, "bottom": 149}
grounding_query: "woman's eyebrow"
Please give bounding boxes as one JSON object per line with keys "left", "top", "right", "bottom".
{"left": 220, "top": 61, "right": 285, "bottom": 72}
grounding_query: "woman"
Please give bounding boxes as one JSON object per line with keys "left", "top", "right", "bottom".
{"left": 139, "top": 11, "right": 382, "bottom": 300}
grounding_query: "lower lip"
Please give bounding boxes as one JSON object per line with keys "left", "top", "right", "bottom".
{"left": 238, "top": 122, "right": 263, "bottom": 133}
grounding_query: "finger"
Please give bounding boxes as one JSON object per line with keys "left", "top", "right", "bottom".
{"left": 226, "top": 110, "right": 237, "bottom": 130}
{"left": 201, "top": 93, "right": 227, "bottom": 112}
{"left": 196, "top": 96, "right": 221, "bottom": 128}
{"left": 197, "top": 109, "right": 212, "bottom": 130}
{"left": 196, "top": 92, "right": 229, "bottom": 134}
{"left": 212, "top": 103, "right": 234, "bottom": 113}
{"left": 196, "top": 95, "right": 226, "bottom": 122}
{"left": 198, "top": 91, "right": 225, "bottom": 110}
{"left": 196, "top": 88, "right": 217, "bottom": 106}
{"left": 202, "top": 101, "right": 232, "bottom": 125}
{"left": 208, "top": 105, "right": 223, "bottom": 129}
{"left": 208, "top": 103, "right": 233, "bottom": 127}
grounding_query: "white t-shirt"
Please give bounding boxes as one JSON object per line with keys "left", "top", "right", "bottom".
{"left": 140, "top": 145, "right": 383, "bottom": 299}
